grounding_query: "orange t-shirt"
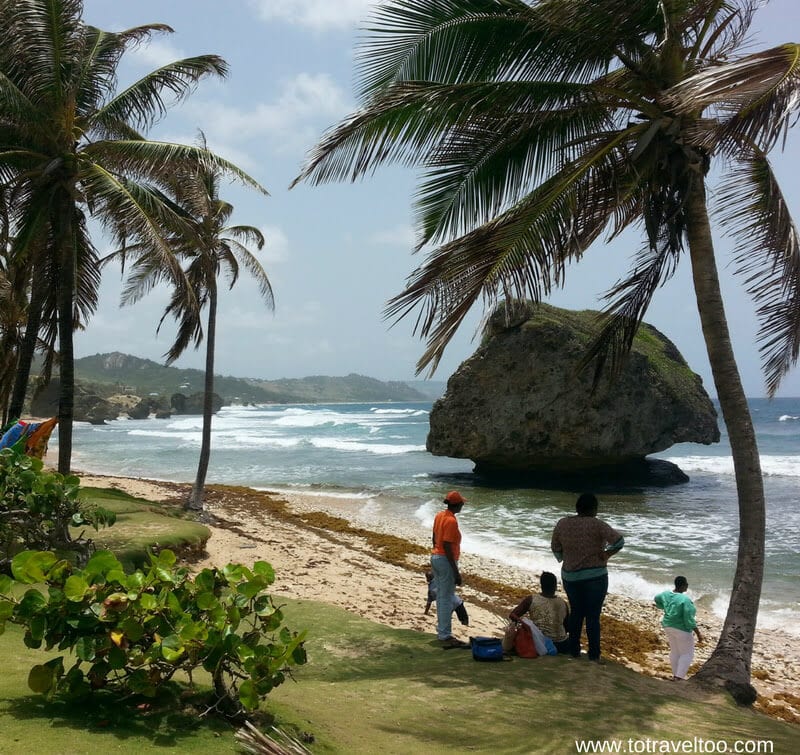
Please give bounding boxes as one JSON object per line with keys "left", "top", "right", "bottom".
{"left": 432, "top": 509, "right": 461, "bottom": 560}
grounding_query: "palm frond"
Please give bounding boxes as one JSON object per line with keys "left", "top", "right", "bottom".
{"left": 83, "top": 139, "right": 268, "bottom": 196}
{"left": 223, "top": 224, "right": 265, "bottom": 249}
{"left": 386, "top": 134, "right": 633, "bottom": 373}
{"left": 72, "top": 211, "right": 101, "bottom": 323}
{"left": 292, "top": 82, "right": 488, "bottom": 188}
{"left": 358, "top": 0, "right": 663, "bottom": 99}
{"left": 79, "top": 163, "right": 190, "bottom": 292}
{"left": 694, "top": 0, "right": 757, "bottom": 61}
{"left": 0, "top": 71, "right": 40, "bottom": 124}
{"left": 581, "top": 236, "right": 682, "bottom": 384}
{"left": 292, "top": 78, "right": 606, "bottom": 192}
{"left": 0, "top": 0, "right": 86, "bottom": 105}
{"left": 92, "top": 55, "right": 229, "bottom": 132}
{"left": 235, "top": 721, "right": 312, "bottom": 755}
{"left": 717, "top": 152, "right": 800, "bottom": 396}
{"left": 668, "top": 43, "right": 800, "bottom": 153}
{"left": 225, "top": 239, "right": 275, "bottom": 307}
{"left": 415, "top": 82, "right": 615, "bottom": 247}
{"left": 360, "top": 0, "right": 535, "bottom": 95}
{"left": 76, "top": 24, "right": 186, "bottom": 126}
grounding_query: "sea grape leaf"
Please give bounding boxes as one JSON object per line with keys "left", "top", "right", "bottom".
{"left": 160, "top": 634, "right": 185, "bottom": 662}
{"left": 237, "top": 679, "right": 259, "bottom": 711}
{"left": 252, "top": 561, "right": 275, "bottom": 582}
{"left": 64, "top": 575, "right": 89, "bottom": 602}
{"left": 28, "top": 664, "right": 55, "bottom": 694}
{"left": 12, "top": 551, "right": 58, "bottom": 583}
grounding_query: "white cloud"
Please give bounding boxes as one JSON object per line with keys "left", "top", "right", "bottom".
{"left": 248, "top": 0, "right": 375, "bottom": 31}
{"left": 259, "top": 225, "right": 290, "bottom": 265}
{"left": 368, "top": 225, "right": 416, "bottom": 247}
{"left": 185, "top": 73, "right": 350, "bottom": 153}
{"left": 127, "top": 38, "right": 186, "bottom": 69}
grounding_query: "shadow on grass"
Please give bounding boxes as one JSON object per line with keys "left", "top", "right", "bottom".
{"left": 270, "top": 599, "right": 798, "bottom": 755}
{"left": 1, "top": 688, "right": 232, "bottom": 749}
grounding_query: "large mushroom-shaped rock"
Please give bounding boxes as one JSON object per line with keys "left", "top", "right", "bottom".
{"left": 427, "top": 302, "right": 719, "bottom": 486}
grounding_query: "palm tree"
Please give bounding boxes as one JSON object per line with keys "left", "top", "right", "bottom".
{"left": 0, "top": 0, "right": 260, "bottom": 473}
{"left": 0, "top": 248, "right": 25, "bottom": 426}
{"left": 107, "top": 134, "right": 273, "bottom": 512}
{"left": 293, "top": 0, "right": 800, "bottom": 696}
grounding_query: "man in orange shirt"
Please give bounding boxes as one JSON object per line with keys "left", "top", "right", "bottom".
{"left": 431, "top": 490, "right": 468, "bottom": 648}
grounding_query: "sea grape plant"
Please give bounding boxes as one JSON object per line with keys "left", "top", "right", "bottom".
{"left": 0, "top": 446, "right": 116, "bottom": 569}
{"left": 0, "top": 549, "right": 307, "bottom": 715}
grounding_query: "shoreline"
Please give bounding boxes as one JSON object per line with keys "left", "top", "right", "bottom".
{"left": 78, "top": 472, "right": 800, "bottom": 725}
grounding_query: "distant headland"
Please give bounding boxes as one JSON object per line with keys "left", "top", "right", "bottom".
{"left": 27, "top": 353, "right": 445, "bottom": 420}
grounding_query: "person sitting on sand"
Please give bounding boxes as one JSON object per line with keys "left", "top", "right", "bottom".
{"left": 654, "top": 576, "right": 703, "bottom": 680}
{"left": 424, "top": 569, "right": 469, "bottom": 626}
{"left": 508, "top": 571, "right": 570, "bottom": 653}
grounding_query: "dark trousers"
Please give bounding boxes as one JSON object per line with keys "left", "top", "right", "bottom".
{"left": 554, "top": 638, "right": 571, "bottom": 654}
{"left": 564, "top": 574, "right": 608, "bottom": 660}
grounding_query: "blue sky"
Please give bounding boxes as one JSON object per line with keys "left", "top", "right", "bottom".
{"left": 77, "top": 0, "right": 800, "bottom": 398}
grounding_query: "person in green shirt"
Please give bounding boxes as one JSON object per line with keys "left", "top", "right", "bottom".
{"left": 654, "top": 576, "right": 703, "bottom": 680}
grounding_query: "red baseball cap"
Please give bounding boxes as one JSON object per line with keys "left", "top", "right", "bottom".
{"left": 444, "top": 490, "right": 466, "bottom": 505}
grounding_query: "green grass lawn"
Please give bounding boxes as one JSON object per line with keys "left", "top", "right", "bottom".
{"left": 0, "top": 485, "right": 796, "bottom": 754}
{"left": 268, "top": 599, "right": 798, "bottom": 754}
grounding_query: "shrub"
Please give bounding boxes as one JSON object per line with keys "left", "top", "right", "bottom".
{"left": 0, "top": 548, "right": 307, "bottom": 717}
{"left": 0, "top": 446, "right": 116, "bottom": 570}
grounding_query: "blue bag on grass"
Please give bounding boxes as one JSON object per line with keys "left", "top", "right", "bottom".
{"left": 470, "top": 636, "right": 504, "bottom": 662}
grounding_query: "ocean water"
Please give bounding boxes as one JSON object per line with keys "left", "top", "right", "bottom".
{"left": 62, "top": 398, "right": 800, "bottom": 637}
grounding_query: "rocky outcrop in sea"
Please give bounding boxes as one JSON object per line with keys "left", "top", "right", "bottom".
{"left": 427, "top": 302, "right": 720, "bottom": 487}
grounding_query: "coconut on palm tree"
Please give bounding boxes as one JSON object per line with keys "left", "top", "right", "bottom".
{"left": 106, "top": 133, "right": 273, "bottom": 512}
{"left": 292, "top": 0, "right": 800, "bottom": 696}
{"left": 0, "top": 0, "right": 260, "bottom": 473}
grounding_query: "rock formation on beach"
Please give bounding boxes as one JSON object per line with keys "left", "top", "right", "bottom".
{"left": 427, "top": 302, "right": 719, "bottom": 486}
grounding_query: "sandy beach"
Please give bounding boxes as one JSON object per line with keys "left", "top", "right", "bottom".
{"left": 79, "top": 473, "right": 800, "bottom": 725}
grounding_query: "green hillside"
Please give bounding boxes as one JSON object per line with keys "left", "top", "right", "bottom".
{"left": 72, "top": 352, "right": 429, "bottom": 404}
{"left": 252, "top": 373, "right": 431, "bottom": 403}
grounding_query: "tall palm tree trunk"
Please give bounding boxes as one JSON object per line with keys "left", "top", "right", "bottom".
{"left": 187, "top": 281, "right": 217, "bottom": 512}
{"left": 0, "top": 337, "right": 18, "bottom": 426}
{"left": 8, "top": 271, "right": 46, "bottom": 422}
{"left": 685, "top": 180, "right": 765, "bottom": 698}
{"left": 56, "top": 199, "right": 76, "bottom": 475}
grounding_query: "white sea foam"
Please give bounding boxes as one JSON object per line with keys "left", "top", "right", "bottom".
{"left": 128, "top": 429, "right": 200, "bottom": 441}
{"left": 778, "top": 414, "right": 800, "bottom": 422}
{"left": 271, "top": 411, "right": 343, "bottom": 428}
{"left": 665, "top": 454, "right": 800, "bottom": 477}
{"left": 308, "top": 438, "right": 425, "bottom": 455}
{"left": 707, "top": 594, "right": 800, "bottom": 637}
{"left": 215, "top": 436, "right": 302, "bottom": 449}
{"left": 413, "top": 499, "right": 440, "bottom": 527}
{"left": 165, "top": 417, "right": 204, "bottom": 430}
{"left": 370, "top": 408, "right": 428, "bottom": 416}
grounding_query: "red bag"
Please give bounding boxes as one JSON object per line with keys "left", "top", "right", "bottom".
{"left": 514, "top": 621, "right": 539, "bottom": 658}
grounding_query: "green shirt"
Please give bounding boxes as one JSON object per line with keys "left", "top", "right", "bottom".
{"left": 654, "top": 590, "right": 697, "bottom": 633}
